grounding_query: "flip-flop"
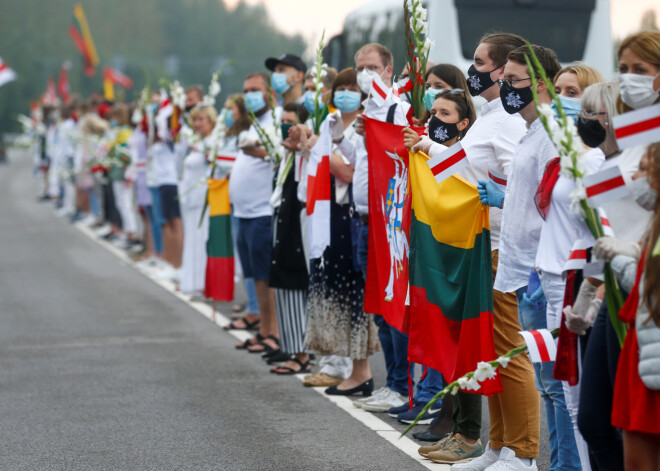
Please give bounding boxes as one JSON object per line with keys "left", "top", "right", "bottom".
{"left": 271, "top": 358, "right": 312, "bottom": 375}
{"left": 235, "top": 333, "right": 264, "bottom": 350}
{"left": 247, "top": 335, "right": 280, "bottom": 354}
{"left": 223, "top": 316, "right": 260, "bottom": 331}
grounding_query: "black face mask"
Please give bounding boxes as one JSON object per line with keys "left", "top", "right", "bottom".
{"left": 467, "top": 64, "right": 498, "bottom": 97}
{"left": 499, "top": 80, "right": 534, "bottom": 115}
{"left": 185, "top": 104, "right": 195, "bottom": 113}
{"left": 428, "top": 115, "right": 460, "bottom": 144}
{"left": 577, "top": 117, "right": 607, "bottom": 148}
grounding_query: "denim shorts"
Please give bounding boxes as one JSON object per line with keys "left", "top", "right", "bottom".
{"left": 158, "top": 184, "right": 181, "bottom": 220}
{"left": 236, "top": 216, "right": 272, "bottom": 281}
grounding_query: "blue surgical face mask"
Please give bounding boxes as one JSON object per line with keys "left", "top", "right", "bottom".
{"left": 552, "top": 95, "right": 581, "bottom": 123}
{"left": 224, "top": 111, "right": 235, "bottom": 128}
{"left": 271, "top": 73, "right": 291, "bottom": 95}
{"left": 150, "top": 103, "right": 159, "bottom": 114}
{"left": 244, "top": 91, "right": 266, "bottom": 113}
{"left": 109, "top": 118, "right": 118, "bottom": 128}
{"left": 423, "top": 88, "right": 446, "bottom": 111}
{"left": 304, "top": 90, "right": 320, "bottom": 114}
{"left": 333, "top": 90, "right": 362, "bottom": 113}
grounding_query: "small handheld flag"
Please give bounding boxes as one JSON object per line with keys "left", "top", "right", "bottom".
{"left": 583, "top": 165, "right": 629, "bottom": 208}
{"left": 488, "top": 167, "right": 507, "bottom": 191}
{"left": 0, "top": 57, "right": 17, "bottom": 88}
{"left": 370, "top": 73, "right": 390, "bottom": 108}
{"left": 427, "top": 141, "right": 468, "bottom": 184}
{"left": 519, "top": 329, "right": 557, "bottom": 363}
{"left": 613, "top": 103, "right": 660, "bottom": 149}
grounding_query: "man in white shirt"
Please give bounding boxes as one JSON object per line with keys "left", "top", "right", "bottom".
{"left": 229, "top": 72, "right": 280, "bottom": 353}
{"left": 465, "top": 45, "right": 567, "bottom": 471}
{"left": 351, "top": 43, "right": 414, "bottom": 414}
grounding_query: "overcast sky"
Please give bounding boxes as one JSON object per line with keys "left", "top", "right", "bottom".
{"left": 226, "top": 0, "right": 660, "bottom": 45}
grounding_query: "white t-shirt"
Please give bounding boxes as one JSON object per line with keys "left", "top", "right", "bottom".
{"left": 229, "top": 108, "right": 281, "bottom": 219}
{"left": 599, "top": 146, "right": 650, "bottom": 243}
{"left": 152, "top": 141, "right": 179, "bottom": 186}
{"left": 459, "top": 98, "right": 527, "bottom": 251}
{"left": 354, "top": 98, "right": 412, "bottom": 215}
{"left": 495, "top": 117, "right": 558, "bottom": 293}
{"left": 535, "top": 148, "right": 605, "bottom": 276}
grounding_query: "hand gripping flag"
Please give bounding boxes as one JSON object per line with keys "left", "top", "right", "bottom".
{"left": 583, "top": 165, "right": 629, "bottom": 208}
{"left": 0, "top": 57, "right": 17, "bottom": 88}
{"left": 363, "top": 119, "right": 424, "bottom": 330}
{"left": 306, "top": 118, "right": 332, "bottom": 259}
{"left": 408, "top": 150, "right": 501, "bottom": 395}
{"left": 519, "top": 329, "right": 557, "bottom": 363}
{"left": 205, "top": 178, "right": 234, "bottom": 302}
{"left": 427, "top": 141, "right": 468, "bottom": 184}
{"left": 613, "top": 102, "right": 660, "bottom": 149}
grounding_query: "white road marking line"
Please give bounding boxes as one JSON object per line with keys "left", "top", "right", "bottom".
{"left": 72, "top": 221, "right": 449, "bottom": 471}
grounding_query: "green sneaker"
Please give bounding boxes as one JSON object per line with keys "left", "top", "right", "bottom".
{"left": 426, "top": 433, "right": 484, "bottom": 464}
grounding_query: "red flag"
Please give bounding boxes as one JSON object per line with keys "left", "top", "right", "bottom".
{"left": 41, "top": 77, "right": 58, "bottom": 106}
{"left": 363, "top": 118, "right": 423, "bottom": 330}
{"left": 306, "top": 118, "right": 332, "bottom": 259}
{"left": 57, "top": 62, "right": 71, "bottom": 104}
{"left": 103, "top": 66, "right": 133, "bottom": 89}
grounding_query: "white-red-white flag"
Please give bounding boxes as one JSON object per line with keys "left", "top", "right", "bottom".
{"left": 488, "top": 167, "right": 508, "bottom": 191}
{"left": 583, "top": 165, "right": 629, "bottom": 208}
{"left": 599, "top": 209, "right": 615, "bottom": 237}
{"left": 427, "top": 141, "right": 468, "bottom": 184}
{"left": 613, "top": 102, "right": 660, "bottom": 149}
{"left": 0, "top": 57, "right": 17, "bottom": 88}
{"left": 306, "top": 119, "right": 332, "bottom": 259}
{"left": 103, "top": 66, "right": 133, "bottom": 89}
{"left": 369, "top": 73, "right": 390, "bottom": 107}
{"left": 519, "top": 329, "right": 557, "bottom": 363}
{"left": 563, "top": 239, "right": 590, "bottom": 274}
{"left": 392, "top": 77, "right": 412, "bottom": 98}
{"left": 41, "top": 77, "right": 58, "bottom": 106}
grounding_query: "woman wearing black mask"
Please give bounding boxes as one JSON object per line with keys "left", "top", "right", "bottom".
{"left": 402, "top": 88, "right": 475, "bottom": 152}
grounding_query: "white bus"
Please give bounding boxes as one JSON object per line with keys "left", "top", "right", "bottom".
{"left": 325, "top": 0, "right": 614, "bottom": 78}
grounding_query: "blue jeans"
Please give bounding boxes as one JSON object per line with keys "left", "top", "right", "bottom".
{"left": 358, "top": 219, "right": 409, "bottom": 396}
{"left": 231, "top": 213, "right": 259, "bottom": 315}
{"left": 415, "top": 366, "right": 444, "bottom": 404}
{"left": 516, "top": 287, "right": 580, "bottom": 471}
{"left": 146, "top": 187, "right": 164, "bottom": 255}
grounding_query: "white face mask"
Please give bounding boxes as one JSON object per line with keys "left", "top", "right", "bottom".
{"left": 618, "top": 73, "right": 660, "bottom": 109}
{"left": 629, "top": 176, "right": 657, "bottom": 211}
{"left": 357, "top": 69, "right": 377, "bottom": 94}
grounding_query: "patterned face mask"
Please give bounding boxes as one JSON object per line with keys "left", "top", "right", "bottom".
{"left": 499, "top": 79, "right": 534, "bottom": 115}
{"left": 466, "top": 64, "right": 498, "bottom": 97}
{"left": 427, "top": 115, "right": 460, "bottom": 144}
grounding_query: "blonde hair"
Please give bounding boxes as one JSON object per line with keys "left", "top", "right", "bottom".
{"left": 190, "top": 104, "right": 218, "bottom": 125}
{"left": 354, "top": 43, "right": 393, "bottom": 68}
{"left": 554, "top": 62, "right": 605, "bottom": 92}
{"left": 617, "top": 31, "right": 660, "bottom": 112}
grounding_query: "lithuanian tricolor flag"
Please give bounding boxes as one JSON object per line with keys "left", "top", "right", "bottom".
{"left": 68, "top": 4, "right": 99, "bottom": 77}
{"left": 407, "top": 150, "right": 501, "bottom": 395}
{"left": 204, "top": 178, "right": 234, "bottom": 302}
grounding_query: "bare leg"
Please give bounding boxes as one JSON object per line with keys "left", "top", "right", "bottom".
{"left": 161, "top": 222, "right": 173, "bottom": 266}
{"left": 623, "top": 431, "right": 660, "bottom": 471}
{"left": 240, "top": 282, "right": 278, "bottom": 350}
{"left": 336, "top": 358, "right": 372, "bottom": 390}
{"left": 169, "top": 217, "right": 183, "bottom": 268}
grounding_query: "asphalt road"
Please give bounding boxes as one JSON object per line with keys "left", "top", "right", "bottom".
{"left": 0, "top": 149, "right": 549, "bottom": 470}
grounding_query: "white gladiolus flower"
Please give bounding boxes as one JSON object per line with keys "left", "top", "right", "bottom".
{"left": 497, "top": 356, "right": 511, "bottom": 368}
{"left": 171, "top": 81, "right": 186, "bottom": 109}
{"left": 473, "top": 362, "right": 498, "bottom": 382}
{"left": 457, "top": 377, "right": 469, "bottom": 389}
{"left": 465, "top": 377, "right": 482, "bottom": 391}
{"left": 569, "top": 181, "right": 587, "bottom": 216}
{"left": 422, "top": 38, "right": 434, "bottom": 55}
{"left": 450, "top": 386, "right": 459, "bottom": 395}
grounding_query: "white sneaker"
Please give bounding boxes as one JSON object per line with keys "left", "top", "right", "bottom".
{"left": 95, "top": 224, "right": 112, "bottom": 238}
{"left": 154, "top": 264, "right": 179, "bottom": 282}
{"left": 361, "top": 389, "right": 407, "bottom": 412}
{"left": 353, "top": 386, "right": 389, "bottom": 408}
{"left": 483, "top": 447, "right": 537, "bottom": 471}
{"left": 452, "top": 443, "right": 500, "bottom": 470}
{"left": 112, "top": 235, "right": 129, "bottom": 249}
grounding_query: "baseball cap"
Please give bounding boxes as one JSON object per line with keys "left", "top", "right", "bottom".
{"left": 265, "top": 54, "right": 307, "bottom": 73}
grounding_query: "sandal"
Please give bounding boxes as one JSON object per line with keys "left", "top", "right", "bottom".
{"left": 270, "top": 358, "right": 312, "bottom": 375}
{"left": 223, "top": 316, "right": 260, "bottom": 331}
{"left": 247, "top": 335, "right": 279, "bottom": 354}
{"left": 265, "top": 351, "right": 291, "bottom": 364}
{"left": 235, "top": 333, "right": 264, "bottom": 350}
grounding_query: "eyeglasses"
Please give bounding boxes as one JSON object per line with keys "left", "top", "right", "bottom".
{"left": 498, "top": 77, "right": 532, "bottom": 88}
{"left": 355, "top": 65, "right": 382, "bottom": 73}
{"left": 436, "top": 88, "right": 470, "bottom": 110}
{"left": 578, "top": 110, "right": 608, "bottom": 119}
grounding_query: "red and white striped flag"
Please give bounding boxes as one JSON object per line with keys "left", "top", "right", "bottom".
{"left": 393, "top": 77, "right": 412, "bottom": 98}
{"left": 427, "top": 141, "right": 468, "bottom": 184}
{"left": 103, "top": 66, "right": 133, "bottom": 89}
{"left": 519, "top": 329, "right": 557, "bottom": 363}
{"left": 0, "top": 57, "right": 17, "bottom": 88}
{"left": 583, "top": 165, "right": 629, "bottom": 208}
{"left": 613, "top": 102, "right": 660, "bottom": 149}
{"left": 369, "top": 73, "right": 390, "bottom": 107}
{"left": 306, "top": 119, "right": 332, "bottom": 259}
{"left": 488, "top": 167, "right": 507, "bottom": 191}
{"left": 563, "top": 239, "right": 589, "bottom": 273}
{"left": 215, "top": 153, "right": 236, "bottom": 164}
{"left": 599, "top": 209, "right": 615, "bottom": 237}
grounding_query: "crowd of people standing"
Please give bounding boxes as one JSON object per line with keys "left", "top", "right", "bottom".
{"left": 25, "top": 27, "right": 660, "bottom": 471}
